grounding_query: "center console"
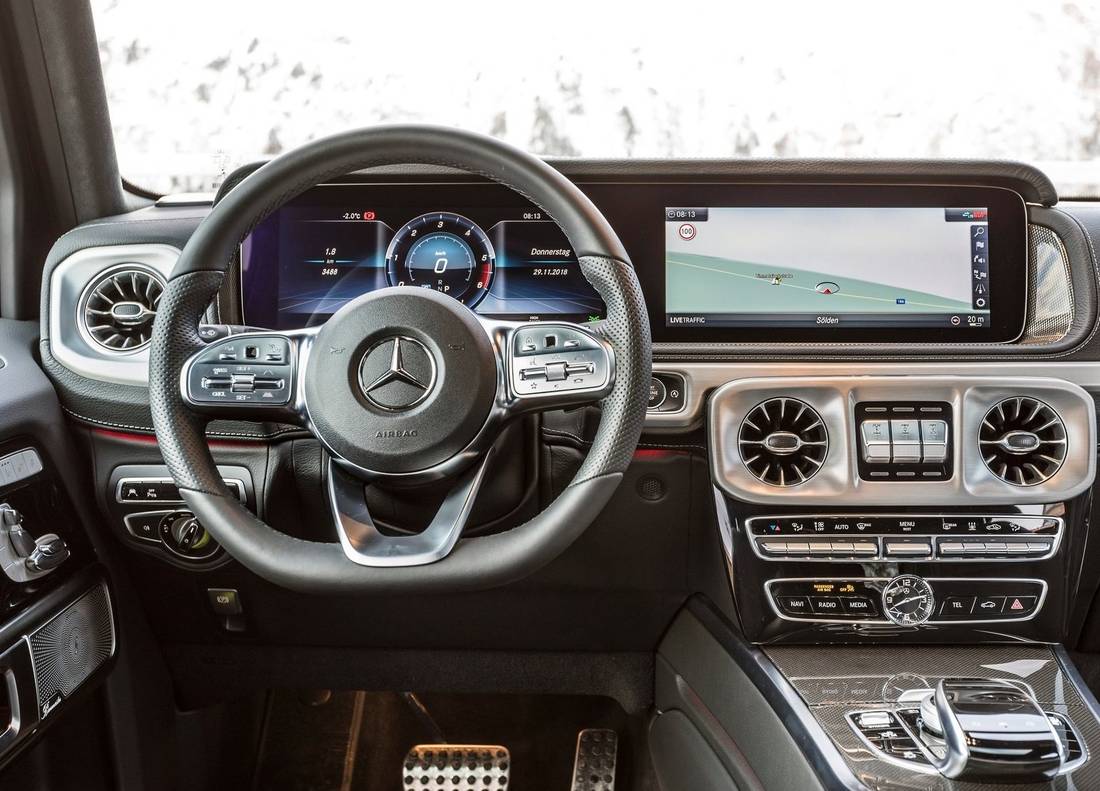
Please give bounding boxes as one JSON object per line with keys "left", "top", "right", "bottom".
{"left": 702, "top": 373, "right": 1100, "bottom": 786}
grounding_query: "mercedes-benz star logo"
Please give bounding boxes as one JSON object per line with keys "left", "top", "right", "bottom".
{"left": 358, "top": 336, "right": 437, "bottom": 411}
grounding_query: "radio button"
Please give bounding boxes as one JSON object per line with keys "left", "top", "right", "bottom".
{"left": 809, "top": 596, "right": 843, "bottom": 615}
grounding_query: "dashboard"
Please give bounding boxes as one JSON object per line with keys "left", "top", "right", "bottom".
{"left": 238, "top": 181, "right": 1029, "bottom": 344}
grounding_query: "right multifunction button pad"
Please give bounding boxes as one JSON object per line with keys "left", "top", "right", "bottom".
{"left": 857, "top": 401, "right": 952, "bottom": 481}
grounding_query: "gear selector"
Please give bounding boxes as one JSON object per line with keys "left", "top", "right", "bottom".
{"left": 922, "top": 678, "right": 1065, "bottom": 782}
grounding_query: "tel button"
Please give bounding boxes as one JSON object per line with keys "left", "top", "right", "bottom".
{"left": 939, "top": 596, "right": 976, "bottom": 619}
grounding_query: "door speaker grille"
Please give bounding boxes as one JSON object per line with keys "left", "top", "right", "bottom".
{"left": 28, "top": 582, "right": 115, "bottom": 717}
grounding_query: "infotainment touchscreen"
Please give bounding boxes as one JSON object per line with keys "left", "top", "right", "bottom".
{"left": 665, "top": 206, "right": 994, "bottom": 330}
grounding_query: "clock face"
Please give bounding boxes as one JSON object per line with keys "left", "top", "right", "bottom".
{"left": 881, "top": 575, "right": 935, "bottom": 626}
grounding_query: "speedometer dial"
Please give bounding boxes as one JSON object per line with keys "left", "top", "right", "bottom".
{"left": 385, "top": 212, "right": 495, "bottom": 307}
{"left": 881, "top": 575, "right": 936, "bottom": 626}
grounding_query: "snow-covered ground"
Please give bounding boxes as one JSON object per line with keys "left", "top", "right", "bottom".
{"left": 92, "top": 0, "right": 1100, "bottom": 196}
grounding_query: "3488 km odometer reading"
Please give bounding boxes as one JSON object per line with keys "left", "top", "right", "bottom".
{"left": 385, "top": 212, "right": 496, "bottom": 308}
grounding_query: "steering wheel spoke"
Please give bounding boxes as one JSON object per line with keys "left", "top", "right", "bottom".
{"left": 327, "top": 451, "right": 494, "bottom": 567}
{"left": 481, "top": 318, "right": 616, "bottom": 416}
{"left": 180, "top": 327, "right": 318, "bottom": 424}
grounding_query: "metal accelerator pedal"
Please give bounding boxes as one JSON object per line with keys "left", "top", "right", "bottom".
{"left": 402, "top": 744, "right": 510, "bottom": 789}
{"left": 570, "top": 729, "right": 618, "bottom": 791}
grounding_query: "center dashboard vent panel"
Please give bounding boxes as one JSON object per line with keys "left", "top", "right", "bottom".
{"left": 738, "top": 398, "right": 828, "bottom": 487}
{"left": 79, "top": 265, "right": 165, "bottom": 352}
{"left": 979, "top": 397, "right": 1067, "bottom": 486}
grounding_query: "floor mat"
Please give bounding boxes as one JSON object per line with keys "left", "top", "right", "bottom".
{"left": 252, "top": 690, "right": 634, "bottom": 791}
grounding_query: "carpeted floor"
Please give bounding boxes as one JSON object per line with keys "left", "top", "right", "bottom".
{"left": 252, "top": 690, "right": 643, "bottom": 791}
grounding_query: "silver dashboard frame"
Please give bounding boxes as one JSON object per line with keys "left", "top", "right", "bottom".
{"left": 709, "top": 376, "right": 1096, "bottom": 506}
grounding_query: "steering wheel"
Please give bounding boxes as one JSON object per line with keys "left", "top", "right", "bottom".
{"left": 148, "top": 125, "right": 651, "bottom": 594}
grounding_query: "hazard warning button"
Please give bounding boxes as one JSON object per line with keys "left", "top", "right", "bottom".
{"left": 1003, "top": 595, "right": 1038, "bottom": 617}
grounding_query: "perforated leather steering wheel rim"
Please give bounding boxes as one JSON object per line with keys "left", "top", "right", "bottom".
{"left": 147, "top": 124, "right": 651, "bottom": 594}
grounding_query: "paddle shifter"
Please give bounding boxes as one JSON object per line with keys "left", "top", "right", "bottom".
{"left": 919, "top": 678, "right": 1065, "bottom": 782}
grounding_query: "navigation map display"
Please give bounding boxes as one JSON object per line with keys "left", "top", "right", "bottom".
{"left": 664, "top": 206, "right": 992, "bottom": 330}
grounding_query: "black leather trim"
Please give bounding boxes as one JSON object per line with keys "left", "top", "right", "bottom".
{"left": 221, "top": 156, "right": 1058, "bottom": 206}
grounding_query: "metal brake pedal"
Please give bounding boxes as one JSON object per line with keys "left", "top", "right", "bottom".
{"left": 571, "top": 729, "right": 618, "bottom": 791}
{"left": 403, "top": 744, "right": 510, "bottom": 790}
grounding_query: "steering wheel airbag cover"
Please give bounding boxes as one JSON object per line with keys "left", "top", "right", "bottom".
{"left": 304, "top": 288, "right": 496, "bottom": 474}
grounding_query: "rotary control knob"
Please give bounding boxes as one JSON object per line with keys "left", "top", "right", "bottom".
{"left": 158, "top": 511, "right": 217, "bottom": 560}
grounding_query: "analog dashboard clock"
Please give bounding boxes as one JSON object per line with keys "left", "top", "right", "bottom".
{"left": 881, "top": 575, "right": 936, "bottom": 626}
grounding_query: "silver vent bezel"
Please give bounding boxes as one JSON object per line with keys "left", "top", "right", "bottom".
{"left": 979, "top": 397, "right": 1068, "bottom": 486}
{"left": 48, "top": 243, "right": 180, "bottom": 386}
{"left": 77, "top": 263, "right": 165, "bottom": 355}
{"left": 738, "top": 397, "right": 828, "bottom": 487}
{"left": 709, "top": 375, "right": 1096, "bottom": 506}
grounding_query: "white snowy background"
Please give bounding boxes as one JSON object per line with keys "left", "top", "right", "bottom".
{"left": 92, "top": 0, "right": 1100, "bottom": 196}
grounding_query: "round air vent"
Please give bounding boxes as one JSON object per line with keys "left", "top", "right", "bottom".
{"left": 738, "top": 398, "right": 828, "bottom": 486}
{"left": 979, "top": 397, "right": 1067, "bottom": 486}
{"left": 79, "top": 265, "right": 165, "bottom": 352}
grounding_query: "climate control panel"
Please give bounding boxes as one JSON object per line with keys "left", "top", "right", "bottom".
{"left": 746, "top": 513, "right": 1061, "bottom": 562}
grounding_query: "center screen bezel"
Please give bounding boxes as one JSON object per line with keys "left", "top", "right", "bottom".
{"left": 629, "top": 183, "right": 1028, "bottom": 344}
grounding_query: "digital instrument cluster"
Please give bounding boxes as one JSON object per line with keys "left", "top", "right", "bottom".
{"left": 240, "top": 188, "right": 605, "bottom": 330}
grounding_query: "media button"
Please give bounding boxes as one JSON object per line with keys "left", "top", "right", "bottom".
{"left": 841, "top": 596, "right": 878, "bottom": 616}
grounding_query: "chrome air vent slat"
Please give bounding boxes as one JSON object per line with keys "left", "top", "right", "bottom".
{"left": 738, "top": 397, "right": 828, "bottom": 487}
{"left": 78, "top": 265, "right": 166, "bottom": 353}
{"left": 979, "top": 397, "right": 1067, "bottom": 486}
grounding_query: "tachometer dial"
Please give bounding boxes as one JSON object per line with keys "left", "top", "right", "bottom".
{"left": 385, "top": 212, "right": 495, "bottom": 307}
{"left": 881, "top": 575, "right": 935, "bottom": 626}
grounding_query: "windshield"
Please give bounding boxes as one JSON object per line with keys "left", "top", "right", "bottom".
{"left": 93, "top": 0, "right": 1100, "bottom": 197}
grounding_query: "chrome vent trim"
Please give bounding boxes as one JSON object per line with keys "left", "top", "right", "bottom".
{"left": 78, "top": 264, "right": 165, "bottom": 353}
{"left": 48, "top": 244, "right": 180, "bottom": 386}
{"left": 979, "top": 397, "right": 1067, "bottom": 486}
{"left": 1022, "top": 225, "right": 1073, "bottom": 344}
{"left": 738, "top": 397, "right": 828, "bottom": 486}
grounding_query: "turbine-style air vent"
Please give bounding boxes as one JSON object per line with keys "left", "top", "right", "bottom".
{"left": 79, "top": 266, "right": 165, "bottom": 352}
{"left": 979, "top": 397, "right": 1067, "bottom": 486}
{"left": 738, "top": 398, "right": 828, "bottom": 487}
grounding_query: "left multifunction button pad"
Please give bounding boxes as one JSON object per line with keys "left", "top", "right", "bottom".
{"left": 186, "top": 335, "right": 294, "bottom": 405}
